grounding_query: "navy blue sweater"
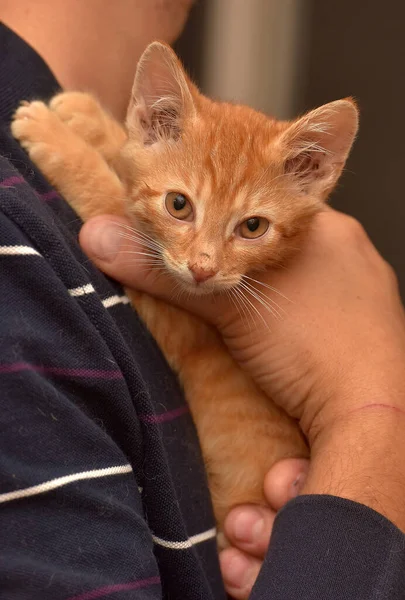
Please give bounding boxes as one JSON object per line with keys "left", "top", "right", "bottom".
{"left": 1, "top": 23, "right": 405, "bottom": 600}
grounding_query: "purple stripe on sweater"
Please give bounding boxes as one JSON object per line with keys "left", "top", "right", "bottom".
{"left": 66, "top": 576, "right": 161, "bottom": 600}
{"left": 0, "top": 175, "right": 25, "bottom": 187}
{"left": 139, "top": 405, "right": 189, "bottom": 424}
{"left": 0, "top": 176, "right": 60, "bottom": 201}
{"left": 39, "top": 190, "right": 60, "bottom": 201}
{"left": 0, "top": 362, "right": 123, "bottom": 379}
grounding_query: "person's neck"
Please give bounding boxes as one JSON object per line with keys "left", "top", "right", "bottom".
{"left": 1, "top": 3, "right": 153, "bottom": 121}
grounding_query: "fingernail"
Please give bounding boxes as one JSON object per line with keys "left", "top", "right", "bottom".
{"left": 85, "top": 222, "right": 122, "bottom": 262}
{"left": 233, "top": 509, "right": 264, "bottom": 543}
{"left": 291, "top": 471, "right": 307, "bottom": 497}
{"left": 221, "top": 552, "right": 250, "bottom": 588}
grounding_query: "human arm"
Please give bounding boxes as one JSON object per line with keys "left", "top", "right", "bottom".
{"left": 80, "top": 209, "right": 405, "bottom": 519}
{"left": 80, "top": 209, "right": 405, "bottom": 598}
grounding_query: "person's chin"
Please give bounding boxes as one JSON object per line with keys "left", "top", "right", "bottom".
{"left": 157, "top": 0, "right": 195, "bottom": 45}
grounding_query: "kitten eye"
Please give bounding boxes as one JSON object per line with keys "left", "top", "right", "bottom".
{"left": 238, "top": 217, "right": 270, "bottom": 239}
{"left": 165, "top": 192, "right": 193, "bottom": 221}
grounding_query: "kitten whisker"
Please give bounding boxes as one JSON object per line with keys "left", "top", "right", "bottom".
{"left": 117, "top": 248, "right": 162, "bottom": 257}
{"left": 241, "top": 280, "right": 285, "bottom": 319}
{"left": 114, "top": 259, "right": 166, "bottom": 269}
{"left": 241, "top": 289, "right": 271, "bottom": 331}
{"left": 241, "top": 282, "right": 288, "bottom": 319}
{"left": 118, "top": 247, "right": 161, "bottom": 256}
{"left": 232, "top": 286, "right": 253, "bottom": 327}
{"left": 118, "top": 240, "right": 163, "bottom": 256}
{"left": 228, "top": 287, "right": 252, "bottom": 333}
{"left": 112, "top": 220, "right": 165, "bottom": 247}
{"left": 226, "top": 289, "right": 244, "bottom": 326}
{"left": 238, "top": 282, "right": 279, "bottom": 325}
{"left": 170, "top": 281, "right": 186, "bottom": 304}
{"left": 233, "top": 285, "right": 268, "bottom": 331}
{"left": 115, "top": 223, "right": 164, "bottom": 247}
{"left": 242, "top": 275, "right": 292, "bottom": 303}
{"left": 116, "top": 229, "right": 164, "bottom": 253}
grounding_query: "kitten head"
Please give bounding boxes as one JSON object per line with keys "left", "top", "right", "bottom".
{"left": 119, "top": 42, "right": 359, "bottom": 295}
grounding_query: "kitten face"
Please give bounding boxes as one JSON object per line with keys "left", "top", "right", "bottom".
{"left": 123, "top": 105, "right": 321, "bottom": 295}
{"left": 127, "top": 192, "right": 312, "bottom": 296}
{"left": 121, "top": 41, "right": 358, "bottom": 296}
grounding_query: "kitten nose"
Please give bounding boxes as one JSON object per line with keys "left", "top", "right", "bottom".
{"left": 188, "top": 264, "right": 217, "bottom": 283}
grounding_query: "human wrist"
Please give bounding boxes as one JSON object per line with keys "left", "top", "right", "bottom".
{"left": 300, "top": 360, "right": 405, "bottom": 443}
{"left": 300, "top": 406, "right": 405, "bottom": 532}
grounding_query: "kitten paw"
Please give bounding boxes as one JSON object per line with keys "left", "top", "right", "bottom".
{"left": 49, "top": 91, "right": 127, "bottom": 162}
{"left": 11, "top": 101, "right": 67, "bottom": 170}
{"left": 49, "top": 92, "right": 106, "bottom": 145}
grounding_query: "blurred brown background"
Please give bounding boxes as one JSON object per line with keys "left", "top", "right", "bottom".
{"left": 176, "top": 0, "right": 405, "bottom": 295}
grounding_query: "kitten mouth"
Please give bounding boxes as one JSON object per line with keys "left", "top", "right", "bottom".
{"left": 164, "top": 262, "right": 217, "bottom": 295}
{"left": 178, "top": 280, "right": 218, "bottom": 296}
{"left": 163, "top": 258, "right": 239, "bottom": 295}
{"left": 175, "top": 276, "right": 239, "bottom": 297}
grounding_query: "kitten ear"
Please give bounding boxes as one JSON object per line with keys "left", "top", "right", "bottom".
{"left": 279, "top": 99, "right": 359, "bottom": 198}
{"left": 126, "top": 41, "right": 196, "bottom": 144}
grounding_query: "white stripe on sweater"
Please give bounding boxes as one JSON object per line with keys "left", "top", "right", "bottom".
{"left": 102, "top": 294, "right": 130, "bottom": 308}
{"left": 0, "top": 251, "right": 130, "bottom": 309}
{"left": 0, "top": 245, "right": 41, "bottom": 256}
{"left": 152, "top": 527, "right": 217, "bottom": 550}
{"left": 0, "top": 250, "right": 130, "bottom": 309}
{"left": 0, "top": 465, "right": 133, "bottom": 504}
{"left": 68, "top": 288, "right": 130, "bottom": 309}
{"left": 68, "top": 284, "right": 95, "bottom": 297}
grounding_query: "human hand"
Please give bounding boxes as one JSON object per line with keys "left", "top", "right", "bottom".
{"left": 80, "top": 209, "right": 405, "bottom": 444}
{"left": 219, "top": 458, "right": 308, "bottom": 600}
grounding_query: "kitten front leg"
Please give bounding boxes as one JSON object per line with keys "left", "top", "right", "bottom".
{"left": 11, "top": 101, "right": 126, "bottom": 220}
{"left": 49, "top": 92, "right": 127, "bottom": 164}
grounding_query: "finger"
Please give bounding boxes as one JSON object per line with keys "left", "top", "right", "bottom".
{"left": 79, "top": 215, "right": 230, "bottom": 325}
{"left": 79, "top": 215, "right": 174, "bottom": 289}
{"left": 219, "top": 547, "right": 262, "bottom": 600}
{"left": 224, "top": 505, "right": 274, "bottom": 559}
{"left": 263, "top": 458, "right": 309, "bottom": 511}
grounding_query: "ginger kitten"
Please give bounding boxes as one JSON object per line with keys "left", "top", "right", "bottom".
{"left": 12, "top": 42, "right": 358, "bottom": 542}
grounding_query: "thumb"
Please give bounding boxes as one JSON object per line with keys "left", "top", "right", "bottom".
{"left": 79, "top": 215, "right": 231, "bottom": 326}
